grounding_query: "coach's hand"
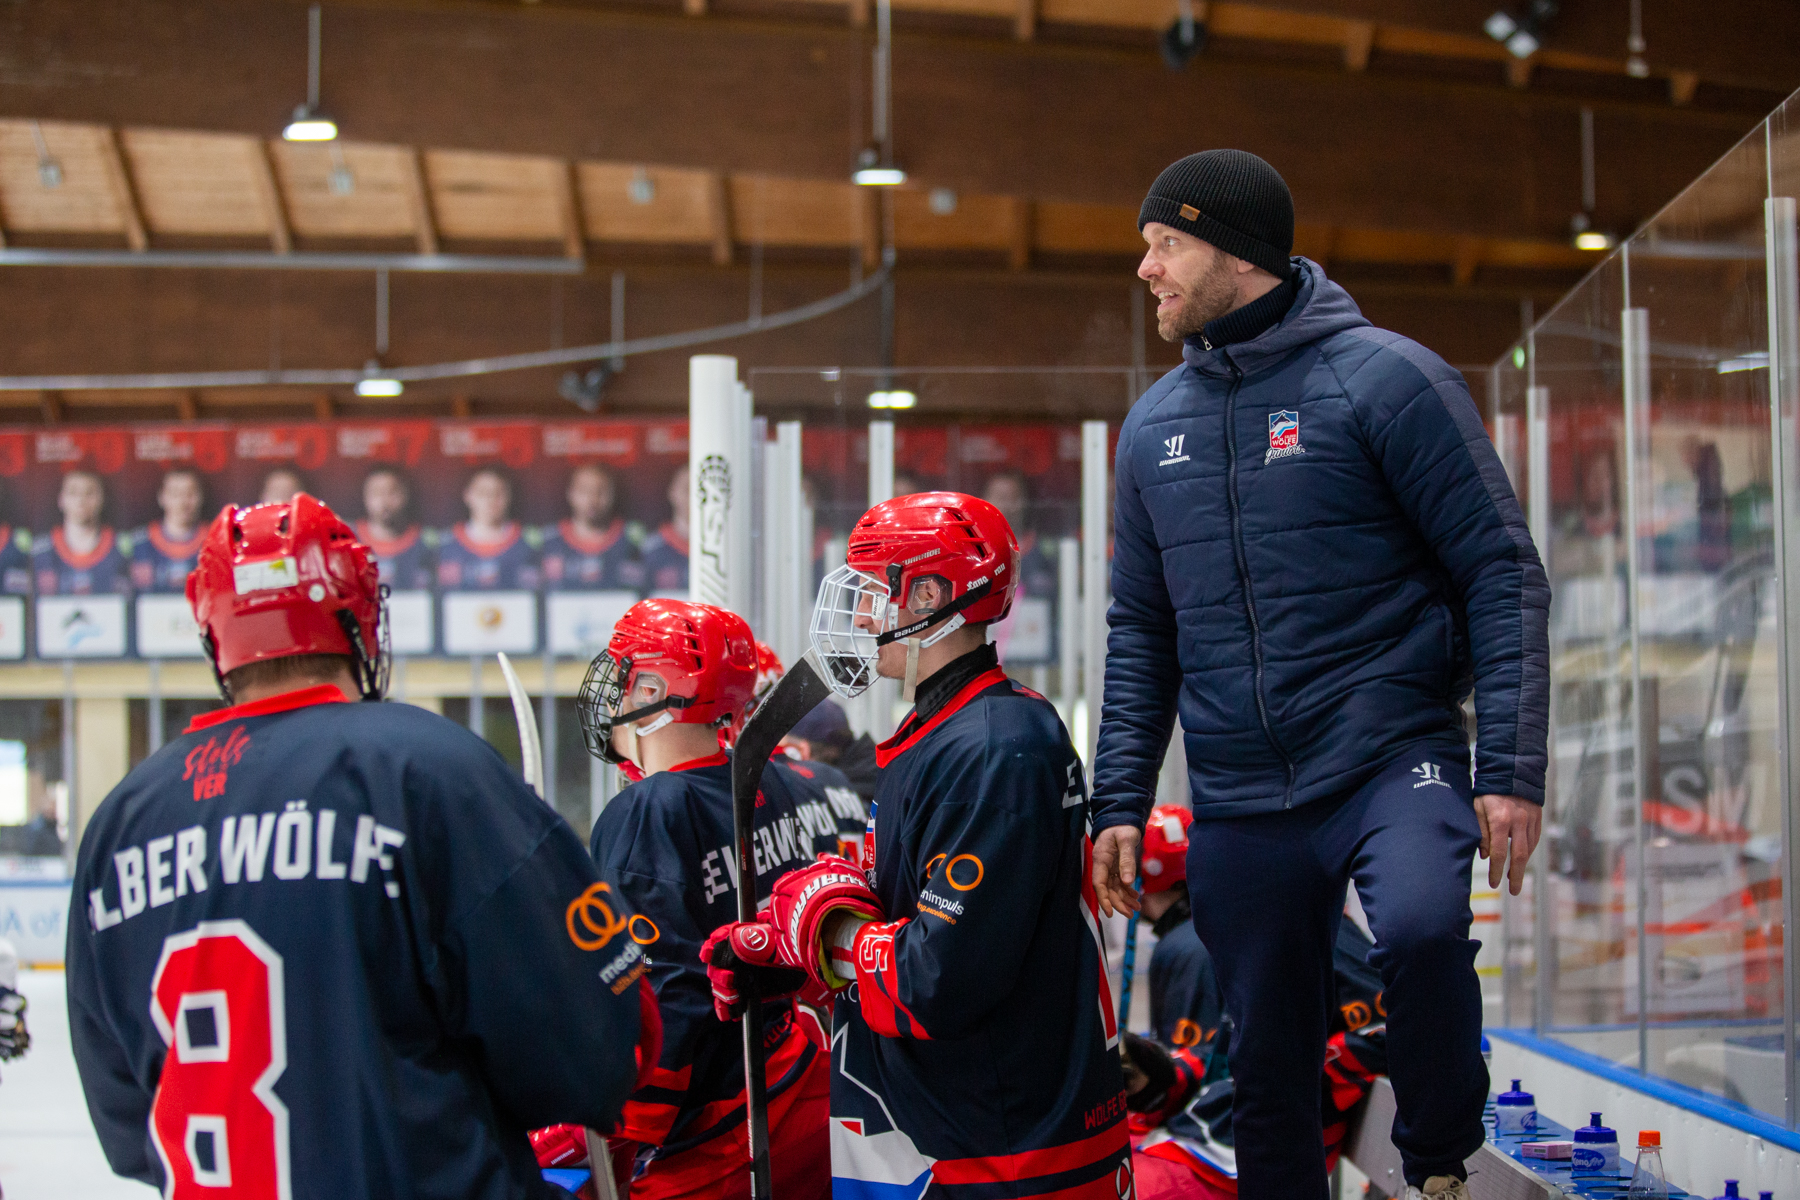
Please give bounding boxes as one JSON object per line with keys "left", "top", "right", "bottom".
{"left": 1474, "top": 794, "right": 1542, "bottom": 896}
{"left": 1092, "top": 826, "right": 1142, "bottom": 917}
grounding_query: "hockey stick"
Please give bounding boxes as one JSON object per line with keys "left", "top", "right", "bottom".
{"left": 496, "top": 652, "right": 545, "bottom": 799}
{"left": 1117, "top": 890, "right": 1139, "bottom": 1030}
{"left": 729, "top": 648, "right": 836, "bottom": 1200}
{"left": 499, "top": 653, "right": 624, "bottom": 1200}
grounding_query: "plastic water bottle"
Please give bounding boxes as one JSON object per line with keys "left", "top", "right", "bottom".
{"left": 1480, "top": 1033, "right": 1493, "bottom": 1072}
{"left": 1495, "top": 1080, "right": 1537, "bottom": 1136}
{"left": 1624, "top": 1131, "right": 1666, "bottom": 1199}
{"left": 1572, "top": 1112, "right": 1619, "bottom": 1177}
{"left": 1711, "top": 1183, "right": 1741, "bottom": 1200}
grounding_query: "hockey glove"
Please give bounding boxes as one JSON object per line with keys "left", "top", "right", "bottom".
{"left": 766, "top": 854, "right": 884, "bottom": 994}
{"left": 700, "top": 918, "right": 809, "bottom": 1022}
{"left": 0, "top": 987, "right": 27, "bottom": 1061}
{"left": 1121, "top": 1032, "right": 1177, "bottom": 1113}
{"left": 530, "top": 1124, "right": 590, "bottom": 1170}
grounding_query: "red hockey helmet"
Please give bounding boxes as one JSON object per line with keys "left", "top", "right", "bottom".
{"left": 186, "top": 494, "right": 386, "bottom": 700}
{"left": 577, "top": 599, "right": 757, "bottom": 765}
{"left": 1140, "top": 805, "right": 1194, "bottom": 894}
{"left": 734, "top": 640, "right": 786, "bottom": 736}
{"left": 810, "top": 492, "right": 1018, "bottom": 697}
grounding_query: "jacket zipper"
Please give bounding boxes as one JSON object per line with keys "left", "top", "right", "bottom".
{"left": 1221, "top": 355, "right": 1298, "bottom": 805}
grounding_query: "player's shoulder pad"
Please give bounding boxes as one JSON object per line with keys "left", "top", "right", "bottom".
{"left": 775, "top": 755, "right": 851, "bottom": 791}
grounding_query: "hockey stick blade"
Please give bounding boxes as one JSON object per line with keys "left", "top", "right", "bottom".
{"left": 728, "top": 649, "right": 835, "bottom": 1200}
{"left": 730, "top": 649, "right": 835, "bottom": 920}
{"left": 496, "top": 652, "right": 545, "bottom": 799}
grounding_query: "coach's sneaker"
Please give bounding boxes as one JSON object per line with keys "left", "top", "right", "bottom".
{"left": 1402, "top": 1177, "right": 1470, "bottom": 1200}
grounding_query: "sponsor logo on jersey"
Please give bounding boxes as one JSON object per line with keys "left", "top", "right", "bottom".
{"left": 1171, "top": 1018, "right": 1205, "bottom": 1048}
{"left": 566, "top": 881, "right": 629, "bottom": 951}
{"left": 628, "top": 914, "right": 660, "bottom": 945}
{"left": 1266, "top": 410, "right": 1306, "bottom": 463}
{"left": 183, "top": 726, "right": 250, "bottom": 801}
{"left": 1159, "top": 434, "right": 1190, "bottom": 466}
{"left": 1411, "top": 761, "right": 1450, "bottom": 789}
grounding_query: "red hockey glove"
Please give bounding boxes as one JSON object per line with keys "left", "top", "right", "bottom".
{"left": 766, "top": 854, "right": 884, "bottom": 993}
{"left": 700, "top": 918, "right": 809, "bottom": 1022}
{"left": 530, "top": 1123, "right": 590, "bottom": 1170}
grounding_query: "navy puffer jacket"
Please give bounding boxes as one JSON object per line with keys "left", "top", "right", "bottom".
{"left": 1090, "top": 258, "right": 1549, "bottom": 831}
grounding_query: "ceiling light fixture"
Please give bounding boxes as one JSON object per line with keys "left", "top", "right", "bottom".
{"left": 628, "top": 168, "right": 656, "bottom": 206}
{"left": 1568, "top": 107, "right": 1613, "bottom": 252}
{"left": 30, "top": 122, "right": 62, "bottom": 189}
{"left": 282, "top": 5, "right": 339, "bottom": 142}
{"left": 1483, "top": 1, "right": 1557, "bottom": 60}
{"left": 1573, "top": 231, "right": 1616, "bottom": 252}
{"left": 1625, "top": 0, "right": 1649, "bottom": 77}
{"left": 355, "top": 374, "right": 403, "bottom": 398}
{"left": 867, "top": 390, "right": 916, "bottom": 409}
{"left": 853, "top": 0, "right": 907, "bottom": 187}
{"left": 1161, "top": 0, "right": 1208, "bottom": 70}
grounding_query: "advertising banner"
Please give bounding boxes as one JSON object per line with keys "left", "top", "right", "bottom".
{"left": 0, "top": 416, "right": 1088, "bottom": 662}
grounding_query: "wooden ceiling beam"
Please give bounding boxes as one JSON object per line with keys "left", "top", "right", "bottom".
{"left": 0, "top": 1, "right": 1755, "bottom": 245}
{"left": 707, "top": 172, "right": 733, "bottom": 267}
{"left": 555, "top": 159, "right": 586, "bottom": 261}
{"left": 96, "top": 127, "right": 147, "bottom": 251}
{"left": 1341, "top": 20, "right": 1375, "bottom": 72}
{"left": 403, "top": 147, "right": 438, "bottom": 255}
{"left": 246, "top": 139, "right": 291, "bottom": 254}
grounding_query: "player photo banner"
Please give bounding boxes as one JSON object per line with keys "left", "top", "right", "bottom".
{"left": 0, "top": 415, "right": 1088, "bottom": 660}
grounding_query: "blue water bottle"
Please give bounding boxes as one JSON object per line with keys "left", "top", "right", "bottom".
{"left": 1494, "top": 1080, "right": 1537, "bottom": 1136}
{"left": 1710, "top": 1184, "right": 1741, "bottom": 1200}
{"left": 1572, "top": 1112, "right": 1619, "bottom": 1176}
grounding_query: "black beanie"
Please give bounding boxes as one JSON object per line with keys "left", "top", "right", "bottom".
{"left": 1138, "top": 149, "right": 1294, "bottom": 278}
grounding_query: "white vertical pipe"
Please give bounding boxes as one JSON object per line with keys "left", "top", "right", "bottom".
{"left": 1058, "top": 536, "right": 1080, "bottom": 723}
{"left": 1763, "top": 193, "right": 1800, "bottom": 1128}
{"left": 147, "top": 658, "right": 164, "bottom": 753}
{"left": 688, "top": 356, "right": 753, "bottom": 615}
{"left": 868, "top": 421, "right": 895, "bottom": 506}
{"left": 766, "top": 421, "right": 808, "bottom": 666}
{"left": 866, "top": 420, "right": 897, "bottom": 737}
{"left": 1621, "top": 298, "right": 1651, "bottom": 1075}
{"left": 1081, "top": 421, "right": 1110, "bottom": 772}
{"left": 1526, "top": 381, "right": 1552, "bottom": 1036}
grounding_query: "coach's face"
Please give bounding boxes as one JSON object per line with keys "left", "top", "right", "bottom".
{"left": 1139, "top": 222, "right": 1239, "bottom": 342}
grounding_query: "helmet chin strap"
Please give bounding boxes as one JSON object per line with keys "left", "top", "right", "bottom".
{"left": 899, "top": 611, "right": 965, "bottom": 703}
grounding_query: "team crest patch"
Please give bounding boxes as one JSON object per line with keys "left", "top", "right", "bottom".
{"left": 1266, "top": 410, "right": 1305, "bottom": 464}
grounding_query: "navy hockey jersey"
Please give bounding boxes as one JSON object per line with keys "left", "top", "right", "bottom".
{"left": 128, "top": 524, "right": 206, "bottom": 593}
{"left": 436, "top": 523, "right": 540, "bottom": 590}
{"left": 356, "top": 522, "right": 436, "bottom": 591}
{"left": 34, "top": 527, "right": 130, "bottom": 595}
{"left": 833, "top": 668, "right": 1129, "bottom": 1200}
{"left": 540, "top": 519, "right": 646, "bottom": 592}
{"left": 1148, "top": 921, "right": 1225, "bottom": 1081}
{"left": 638, "top": 525, "right": 688, "bottom": 595}
{"left": 0, "top": 526, "right": 30, "bottom": 596}
{"left": 67, "top": 686, "right": 645, "bottom": 1200}
{"left": 779, "top": 757, "right": 870, "bottom": 860}
{"left": 590, "top": 752, "right": 841, "bottom": 1159}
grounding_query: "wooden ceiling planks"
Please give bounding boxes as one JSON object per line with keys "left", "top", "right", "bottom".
{"left": 891, "top": 189, "right": 1015, "bottom": 252}
{"left": 1035, "top": 201, "right": 1144, "bottom": 255}
{"left": 271, "top": 141, "right": 421, "bottom": 240}
{"left": 423, "top": 149, "right": 567, "bottom": 243}
{"left": 0, "top": 120, "right": 128, "bottom": 234}
{"left": 728, "top": 174, "right": 863, "bottom": 248}
{"left": 577, "top": 163, "right": 716, "bottom": 246}
{"left": 119, "top": 129, "right": 272, "bottom": 238}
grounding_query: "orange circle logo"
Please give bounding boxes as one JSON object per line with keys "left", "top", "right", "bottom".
{"left": 946, "top": 854, "right": 984, "bottom": 891}
{"left": 566, "top": 882, "right": 628, "bottom": 951}
{"left": 629, "top": 914, "right": 660, "bottom": 945}
{"left": 1171, "top": 1019, "right": 1203, "bottom": 1048}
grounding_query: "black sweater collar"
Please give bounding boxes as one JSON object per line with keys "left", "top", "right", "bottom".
{"left": 1190, "top": 268, "right": 1299, "bottom": 352}
{"left": 912, "top": 643, "right": 1000, "bottom": 723}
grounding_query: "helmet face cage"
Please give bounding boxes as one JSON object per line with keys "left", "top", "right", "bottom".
{"left": 578, "top": 652, "right": 683, "bottom": 764}
{"left": 809, "top": 563, "right": 895, "bottom": 698}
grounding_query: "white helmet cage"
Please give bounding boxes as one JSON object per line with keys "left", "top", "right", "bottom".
{"left": 808, "top": 564, "right": 967, "bottom": 699}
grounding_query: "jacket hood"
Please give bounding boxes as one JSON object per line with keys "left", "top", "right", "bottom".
{"left": 1181, "top": 257, "right": 1370, "bottom": 378}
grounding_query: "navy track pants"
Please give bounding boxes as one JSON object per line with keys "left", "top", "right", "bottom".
{"left": 1185, "top": 739, "right": 1490, "bottom": 1200}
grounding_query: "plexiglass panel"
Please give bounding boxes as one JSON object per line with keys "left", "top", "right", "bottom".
{"left": 1505, "top": 112, "right": 1794, "bottom": 1124}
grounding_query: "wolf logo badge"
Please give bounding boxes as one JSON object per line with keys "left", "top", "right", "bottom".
{"left": 1266, "top": 410, "right": 1305, "bottom": 464}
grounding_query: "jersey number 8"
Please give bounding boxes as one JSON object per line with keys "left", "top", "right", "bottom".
{"left": 149, "top": 920, "right": 292, "bottom": 1199}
